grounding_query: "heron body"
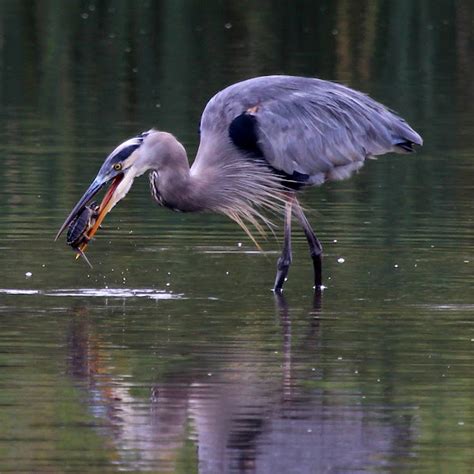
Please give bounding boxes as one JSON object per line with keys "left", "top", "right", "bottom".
{"left": 56, "top": 75, "right": 422, "bottom": 291}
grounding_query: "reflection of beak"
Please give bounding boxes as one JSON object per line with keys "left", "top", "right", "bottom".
{"left": 55, "top": 173, "right": 124, "bottom": 242}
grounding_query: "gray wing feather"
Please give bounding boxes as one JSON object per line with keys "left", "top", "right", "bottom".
{"left": 196, "top": 76, "right": 422, "bottom": 184}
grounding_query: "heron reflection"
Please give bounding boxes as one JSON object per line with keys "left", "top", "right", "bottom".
{"left": 66, "top": 295, "right": 415, "bottom": 472}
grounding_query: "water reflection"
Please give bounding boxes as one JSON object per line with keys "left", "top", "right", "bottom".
{"left": 67, "top": 294, "right": 416, "bottom": 472}
{"left": 0, "top": 0, "right": 472, "bottom": 471}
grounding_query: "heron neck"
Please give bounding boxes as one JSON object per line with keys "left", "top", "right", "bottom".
{"left": 152, "top": 155, "right": 210, "bottom": 212}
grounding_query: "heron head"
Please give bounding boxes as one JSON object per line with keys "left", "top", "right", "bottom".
{"left": 55, "top": 129, "right": 156, "bottom": 242}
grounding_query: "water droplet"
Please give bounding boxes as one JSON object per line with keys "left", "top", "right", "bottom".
{"left": 394, "top": 264, "right": 399, "bottom": 268}
{"left": 337, "top": 257, "right": 345, "bottom": 263}
{"left": 237, "top": 242, "right": 242, "bottom": 247}
{"left": 81, "top": 12, "right": 89, "bottom": 19}
{"left": 25, "top": 272, "right": 32, "bottom": 278}
{"left": 224, "top": 22, "right": 232, "bottom": 29}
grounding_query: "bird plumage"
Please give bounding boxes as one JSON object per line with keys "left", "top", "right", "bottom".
{"left": 148, "top": 131, "right": 286, "bottom": 244}
{"left": 194, "top": 75, "right": 422, "bottom": 184}
{"left": 57, "top": 75, "right": 422, "bottom": 291}
{"left": 187, "top": 75, "right": 422, "bottom": 234}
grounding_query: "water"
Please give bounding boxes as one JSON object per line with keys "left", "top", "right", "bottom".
{"left": 0, "top": 1, "right": 473, "bottom": 472}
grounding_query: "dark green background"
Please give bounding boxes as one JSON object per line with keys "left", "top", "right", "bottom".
{"left": 0, "top": 1, "right": 472, "bottom": 472}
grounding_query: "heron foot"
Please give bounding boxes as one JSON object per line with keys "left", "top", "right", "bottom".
{"left": 273, "top": 256, "right": 292, "bottom": 292}
{"left": 312, "top": 253, "right": 323, "bottom": 289}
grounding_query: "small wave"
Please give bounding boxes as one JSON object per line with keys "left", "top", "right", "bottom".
{"left": 414, "top": 303, "right": 474, "bottom": 312}
{"left": 0, "top": 289, "right": 40, "bottom": 295}
{"left": 194, "top": 246, "right": 278, "bottom": 255}
{"left": 0, "top": 288, "right": 183, "bottom": 300}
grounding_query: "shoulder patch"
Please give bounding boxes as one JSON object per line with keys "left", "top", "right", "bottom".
{"left": 229, "top": 112, "right": 310, "bottom": 190}
{"left": 229, "top": 113, "right": 263, "bottom": 157}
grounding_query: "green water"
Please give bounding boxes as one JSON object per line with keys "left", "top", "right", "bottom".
{"left": 0, "top": 1, "right": 473, "bottom": 472}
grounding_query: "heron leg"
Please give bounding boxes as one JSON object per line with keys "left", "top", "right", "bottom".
{"left": 293, "top": 199, "right": 323, "bottom": 290}
{"left": 273, "top": 196, "right": 294, "bottom": 292}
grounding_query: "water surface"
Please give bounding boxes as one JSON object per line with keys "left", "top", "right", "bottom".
{"left": 0, "top": 1, "right": 473, "bottom": 472}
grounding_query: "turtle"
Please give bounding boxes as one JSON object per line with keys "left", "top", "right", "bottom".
{"left": 66, "top": 202, "right": 99, "bottom": 268}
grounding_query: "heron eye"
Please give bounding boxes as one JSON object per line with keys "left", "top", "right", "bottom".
{"left": 113, "top": 163, "right": 123, "bottom": 171}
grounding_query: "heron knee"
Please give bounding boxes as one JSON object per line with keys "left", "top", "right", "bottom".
{"left": 309, "top": 243, "right": 323, "bottom": 258}
{"left": 277, "top": 255, "right": 292, "bottom": 272}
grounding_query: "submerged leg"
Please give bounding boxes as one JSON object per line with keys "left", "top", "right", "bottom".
{"left": 293, "top": 199, "right": 323, "bottom": 290}
{"left": 273, "top": 196, "right": 294, "bottom": 292}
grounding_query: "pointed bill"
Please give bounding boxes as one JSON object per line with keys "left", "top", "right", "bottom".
{"left": 55, "top": 178, "right": 104, "bottom": 241}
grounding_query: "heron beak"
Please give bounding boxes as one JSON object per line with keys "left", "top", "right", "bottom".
{"left": 55, "top": 173, "right": 124, "bottom": 242}
{"left": 55, "top": 178, "right": 104, "bottom": 241}
{"left": 81, "top": 172, "right": 125, "bottom": 246}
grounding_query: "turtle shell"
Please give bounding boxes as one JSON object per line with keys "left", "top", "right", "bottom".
{"left": 67, "top": 203, "right": 98, "bottom": 248}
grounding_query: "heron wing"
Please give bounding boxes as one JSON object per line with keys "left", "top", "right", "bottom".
{"left": 195, "top": 76, "right": 422, "bottom": 185}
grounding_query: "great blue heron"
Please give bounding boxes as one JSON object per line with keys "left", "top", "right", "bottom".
{"left": 56, "top": 75, "right": 422, "bottom": 292}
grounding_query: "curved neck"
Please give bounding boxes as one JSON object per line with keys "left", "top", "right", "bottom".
{"left": 147, "top": 132, "right": 285, "bottom": 245}
{"left": 153, "top": 166, "right": 202, "bottom": 212}
{"left": 149, "top": 136, "right": 207, "bottom": 212}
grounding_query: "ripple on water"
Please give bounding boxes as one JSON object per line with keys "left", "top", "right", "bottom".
{"left": 0, "top": 288, "right": 183, "bottom": 300}
{"left": 414, "top": 303, "right": 474, "bottom": 312}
